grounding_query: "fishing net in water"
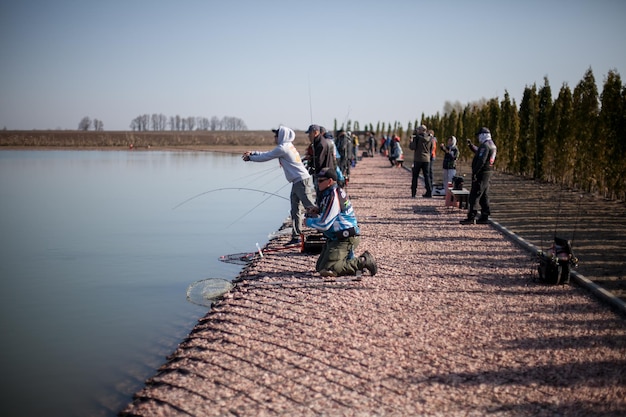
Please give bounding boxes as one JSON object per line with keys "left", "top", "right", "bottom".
{"left": 219, "top": 242, "right": 303, "bottom": 265}
{"left": 219, "top": 252, "right": 257, "bottom": 265}
{"left": 186, "top": 278, "right": 233, "bottom": 307}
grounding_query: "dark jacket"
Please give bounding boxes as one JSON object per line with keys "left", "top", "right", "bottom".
{"left": 470, "top": 139, "right": 497, "bottom": 175}
{"left": 442, "top": 145, "right": 459, "bottom": 169}
{"left": 409, "top": 132, "right": 433, "bottom": 163}
{"left": 312, "top": 135, "right": 337, "bottom": 175}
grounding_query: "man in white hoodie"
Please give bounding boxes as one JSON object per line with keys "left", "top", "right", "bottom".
{"left": 243, "top": 126, "right": 316, "bottom": 244}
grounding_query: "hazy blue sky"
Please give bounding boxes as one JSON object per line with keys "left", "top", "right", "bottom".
{"left": 1, "top": 0, "right": 625, "bottom": 131}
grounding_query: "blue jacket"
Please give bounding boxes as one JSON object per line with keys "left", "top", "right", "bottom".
{"left": 305, "top": 184, "right": 359, "bottom": 240}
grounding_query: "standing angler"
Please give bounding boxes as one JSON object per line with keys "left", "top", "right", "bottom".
{"left": 460, "top": 127, "right": 497, "bottom": 225}
{"left": 305, "top": 124, "right": 337, "bottom": 202}
{"left": 305, "top": 167, "right": 377, "bottom": 278}
{"left": 242, "top": 126, "right": 316, "bottom": 245}
{"left": 409, "top": 124, "right": 434, "bottom": 198}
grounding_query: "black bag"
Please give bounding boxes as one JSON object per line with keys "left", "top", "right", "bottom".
{"left": 303, "top": 234, "right": 327, "bottom": 254}
{"left": 452, "top": 176, "right": 464, "bottom": 190}
{"left": 537, "top": 237, "right": 577, "bottom": 285}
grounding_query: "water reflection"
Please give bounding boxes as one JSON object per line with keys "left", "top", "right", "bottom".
{"left": 0, "top": 150, "right": 290, "bottom": 417}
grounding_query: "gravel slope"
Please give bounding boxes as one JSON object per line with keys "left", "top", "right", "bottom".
{"left": 122, "top": 156, "right": 626, "bottom": 417}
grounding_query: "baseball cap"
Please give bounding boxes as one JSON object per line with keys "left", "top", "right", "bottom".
{"left": 305, "top": 124, "right": 320, "bottom": 134}
{"left": 317, "top": 167, "right": 338, "bottom": 182}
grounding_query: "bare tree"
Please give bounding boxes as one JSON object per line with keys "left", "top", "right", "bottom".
{"left": 78, "top": 116, "right": 91, "bottom": 131}
{"left": 223, "top": 116, "right": 247, "bottom": 130}
{"left": 186, "top": 116, "right": 196, "bottom": 131}
{"left": 131, "top": 113, "right": 247, "bottom": 131}
{"left": 197, "top": 117, "right": 210, "bottom": 130}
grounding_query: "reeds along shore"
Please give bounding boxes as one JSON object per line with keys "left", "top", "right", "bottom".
{"left": 0, "top": 130, "right": 310, "bottom": 148}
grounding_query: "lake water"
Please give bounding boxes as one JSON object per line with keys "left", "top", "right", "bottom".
{"left": 0, "top": 150, "right": 291, "bottom": 417}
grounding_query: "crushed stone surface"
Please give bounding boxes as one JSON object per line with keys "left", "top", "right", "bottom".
{"left": 121, "top": 156, "right": 626, "bottom": 417}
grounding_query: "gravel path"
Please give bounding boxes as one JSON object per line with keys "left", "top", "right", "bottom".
{"left": 121, "top": 156, "right": 626, "bottom": 417}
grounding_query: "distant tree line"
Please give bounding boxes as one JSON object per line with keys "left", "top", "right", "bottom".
{"left": 76, "top": 115, "right": 247, "bottom": 131}
{"left": 348, "top": 68, "right": 625, "bottom": 201}
{"left": 129, "top": 114, "right": 247, "bottom": 131}
{"left": 78, "top": 116, "right": 104, "bottom": 131}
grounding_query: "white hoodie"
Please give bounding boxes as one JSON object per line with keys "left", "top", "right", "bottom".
{"left": 248, "top": 126, "right": 311, "bottom": 183}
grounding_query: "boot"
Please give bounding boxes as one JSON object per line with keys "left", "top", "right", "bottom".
{"left": 460, "top": 216, "right": 476, "bottom": 225}
{"left": 358, "top": 251, "right": 378, "bottom": 276}
{"left": 476, "top": 215, "right": 490, "bottom": 224}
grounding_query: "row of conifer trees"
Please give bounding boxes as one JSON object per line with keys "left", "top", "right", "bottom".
{"left": 375, "top": 68, "right": 624, "bottom": 201}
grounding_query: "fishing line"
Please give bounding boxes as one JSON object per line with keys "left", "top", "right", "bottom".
{"left": 225, "top": 182, "right": 290, "bottom": 228}
{"left": 172, "top": 187, "right": 289, "bottom": 210}
{"left": 245, "top": 166, "right": 285, "bottom": 188}
{"left": 308, "top": 73, "right": 313, "bottom": 123}
{"left": 230, "top": 165, "right": 279, "bottom": 183}
{"left": 570, "top": 194, "right": 584, "bottom": 249}
{"left": 219, "top": 243, "right": 301, "bottom": 265}
{"left": 554, "top": 189, "right": 563, "bottom": 240}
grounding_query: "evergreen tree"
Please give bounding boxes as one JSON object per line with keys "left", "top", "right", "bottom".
{"left": 550, "top": 83, "right": 575, "bottom": 186}
{"left": 572, "top": 68, "right": 600, "bottom": 192}
{"left": 460, "top": 104, "right": 477, "bottom": 162}
{"left": 599, "top": 69, "right": 625, "bottom": 199}
{"left": 498, "top": 91, "right": 519, "bottom": 173}
{"left": 536, "top": 77, "right": 553, "bottom": 179}
{"left": 518, "top": 84, "right": 538, "bottom": 177}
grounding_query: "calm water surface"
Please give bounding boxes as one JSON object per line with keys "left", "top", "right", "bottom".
{"left": 0, "top": 150, "right": 290, "bottom": 417}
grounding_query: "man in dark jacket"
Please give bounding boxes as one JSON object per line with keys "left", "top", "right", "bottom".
{"left": 409, "top": 124, "right": 434, "bottom": 198}
{"left": 460, "top": 127, "right": 498, "bottom": 224}
{"left": 305, "top": 124, "right": 337, "bottom": 202}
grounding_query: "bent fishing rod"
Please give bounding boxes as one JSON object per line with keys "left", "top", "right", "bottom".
{"left": 172, "top": 187, "right": 289, "bottom": 210}
{"left": 225, "top": 182, "right": 290, "bottom": 228}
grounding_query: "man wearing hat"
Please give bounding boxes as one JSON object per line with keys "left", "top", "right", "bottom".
{"left": 409, "top": 124, "right": 434, "bottom": 198}
{"left": 305, "top": 124, "right": 337, "bottom": 199}
{"left": 242, "top": 125, "right": 316, "bottom": 244}
{"left": 305, "top": 167, "right": 377, "bottom": 278}
{"left": 460, "top": 127, "right": 498, "bottom": 225}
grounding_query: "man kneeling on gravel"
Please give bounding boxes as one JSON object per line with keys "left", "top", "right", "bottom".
{"left": 305, "top": 167, "right": 377, "bottom": 278}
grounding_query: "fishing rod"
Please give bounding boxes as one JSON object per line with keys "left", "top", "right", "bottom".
{"left": 172, "top": 187, "right": 289, "bottom": 210}
{"left": 225, "top": 182, "right": 290, "bottom": 228}
{"left": 308, "top": 73, "right": 313, "bottom": 124}
{"left": 231, "top": 165, "right": 279, "bottom": 183}
{"left": 219, "top": 241, "right": 302, "bottom": 264}
{"left": 554, "top": 189, "right": 563, "bottom": 240}
{"left": 570, "top": 194, "right": 584, "bottom": 249}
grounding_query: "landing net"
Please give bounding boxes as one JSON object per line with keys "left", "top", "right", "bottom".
{"left": 186, "top": 278, "right": 233, "bottom": 307}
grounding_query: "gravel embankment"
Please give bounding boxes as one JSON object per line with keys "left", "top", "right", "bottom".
{"left": 122, "top": 155, "right": 626, "bottom": 417}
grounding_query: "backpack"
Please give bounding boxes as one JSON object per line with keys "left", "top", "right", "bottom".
{"left": 452, "top": 176, "right": 464, "bottom": 190}
{"left": 537, "top": 237, "right": 577, "bottom": 285}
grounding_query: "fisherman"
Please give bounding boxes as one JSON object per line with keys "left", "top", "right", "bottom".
{"left": 242, "top": 126, "right": 316, "bottom": 245}
{"left": 335, "top": 129, "right": 351, "bottom": 182}
{"left": 305, "top": 124, "right": 337, "bottom": 201}
{"left": 460, "top": 127, "right": 497, "bottom": 225}
{"left": 409, "top": 124, "right": 434, "bottom": 198}
{"left": 305, "top": 167, "right": 377, "bottom": 277}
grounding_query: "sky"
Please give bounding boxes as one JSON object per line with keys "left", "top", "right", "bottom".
{"left": 1, "top": 0, "right": 625, "bottom": 132}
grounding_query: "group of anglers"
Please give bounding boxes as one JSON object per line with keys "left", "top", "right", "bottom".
{"left": 241, "top": 123, "right": 497, "bottom": 278}
{"left": 242, "top": 124, "right": 377, "bottom": 279}
{"left": 409, "top": 124, "right": 497, "bottom": 224}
